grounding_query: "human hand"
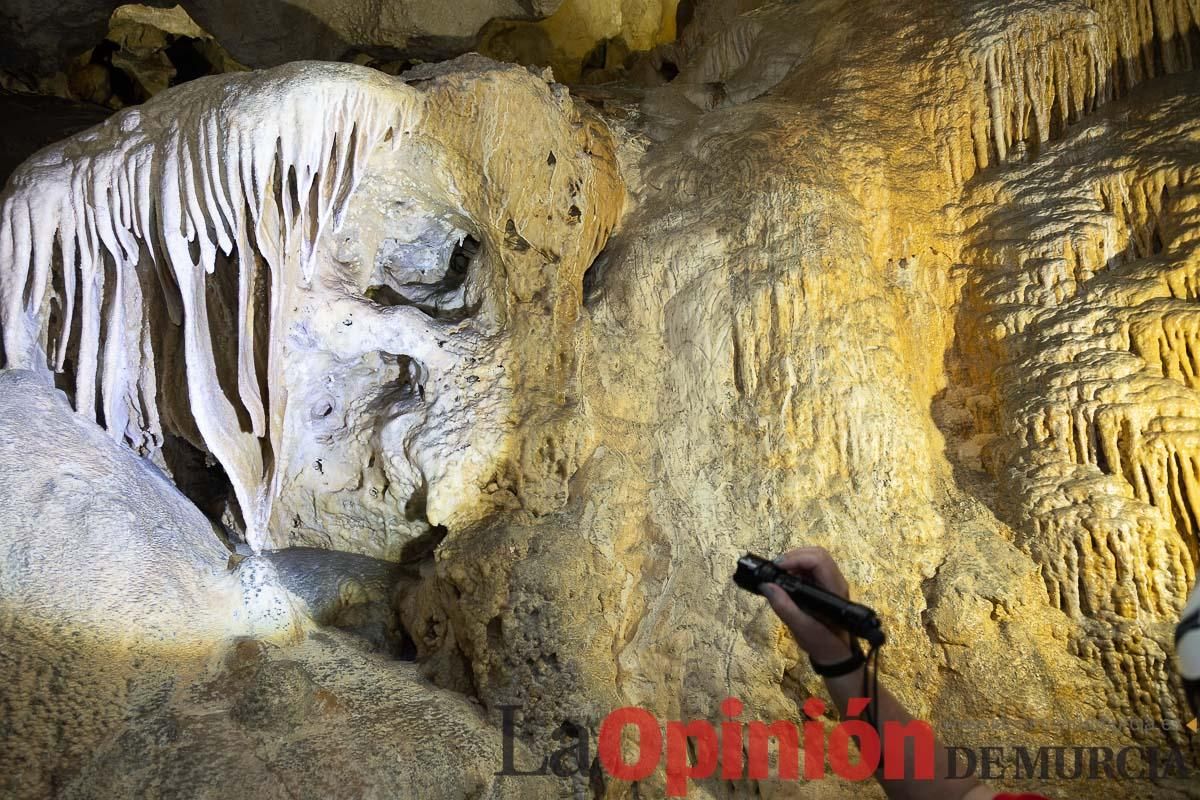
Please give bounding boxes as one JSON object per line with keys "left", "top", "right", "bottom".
{"left": 761, "top": 546, "right": 855, "bottom": 666}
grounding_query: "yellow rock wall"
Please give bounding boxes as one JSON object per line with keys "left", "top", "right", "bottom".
{"left": 2, "top": 1, "right": 1200, "bottom": 798}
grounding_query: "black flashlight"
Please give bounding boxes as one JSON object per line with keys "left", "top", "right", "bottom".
{"left": 734, "top": 553, "right": 885, "bottom": 647}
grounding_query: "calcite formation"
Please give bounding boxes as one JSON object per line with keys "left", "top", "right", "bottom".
{"left": 948, "top": 71, "right": 1200, "bottom": 729}
{"left": 65, "top": 4, "right": 247, "bottom": 108}
{"left": 0, "top": 57, "right": 622, "bottom": 557}
{"left": 0, "top": 375, "right": 556, "bottom": 800}
{"left": 2, "top": 1, "right": 1200, "bottom": 799}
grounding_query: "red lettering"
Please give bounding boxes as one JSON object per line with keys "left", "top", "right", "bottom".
{"left": 720, "top": 697, "right": 744, "bottom": 779}
{"left": 883, "top": 720, "right": 935, "bottom": 780}
{"left": 803, "top": 697, "right": 827, "bottom": 779}
{"left": 598, "top": 707, "right": 661, "bottom": 782}
{"left": 747, "top": 720, "right": 800, "bottom": 780}
{"left": 829, "top": 716, "right": 881, "bottom": 781}
{"left": 665, "top": 720, "right": 718, "bottom": 796}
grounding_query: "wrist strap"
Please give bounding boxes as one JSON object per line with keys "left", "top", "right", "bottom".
{"left": 810, "top": 639, "right": 865, "bottom": 677}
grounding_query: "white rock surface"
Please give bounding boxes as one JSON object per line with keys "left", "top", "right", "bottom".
{"left": 0, "top": 367, "right": 556, "bottom": 800}
{"left": 0, "top": 57, "right": 624, "bottom": 557}
{"left": 0, "top": 368, "right": 300, "bottom": 643}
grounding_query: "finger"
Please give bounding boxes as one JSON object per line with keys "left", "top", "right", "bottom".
{"left": 761, "top": 583, "right": 845, "bottom": 649}
{"left": 774, "top": 547, "right": 849, "bottom": 598}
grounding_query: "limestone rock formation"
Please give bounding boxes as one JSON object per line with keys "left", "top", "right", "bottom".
{"left": 476, "top": 0, "right": 682, "bottom": 84}
{"left": 948, "top": 73, "right": 1200, "bottom": 716}
{"left": 63, "top": 4, "right": 247, "bottom": 109}
{"left": 2, "top": 1, "right": 1200, "bottom": 799}
{"left": 0, "top": 0, "right": 566, "bottom": 81}
{"left": 0, "top": 369, "right": 557, "bottom": 799}
{"left": 0, "top": 56, "right": 623, "bottom": 559}
{"left": 0, "top": 369, "right": 302, "bottom": 646}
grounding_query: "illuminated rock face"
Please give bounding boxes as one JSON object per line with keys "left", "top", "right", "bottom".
{"left": 2, "top": 2, "right": 1200, "bottom": 799}
{"left": 950, "top": 76, "right": 1200, "bottom": 727}
{"left": 0, "top": 368, "right": 302, "bottom": 645}
{"left": 0, "top": 369, "right": 555, "bottom": 800}
{"left": 0, "top": 57, "right": 622, "bottom": 558}
{"left": 476, "top": 0, "right": 681, "bottom": 83}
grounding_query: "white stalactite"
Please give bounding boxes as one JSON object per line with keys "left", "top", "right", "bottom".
{"left": 0, "top": 62, "right": 420, "bottom": 551}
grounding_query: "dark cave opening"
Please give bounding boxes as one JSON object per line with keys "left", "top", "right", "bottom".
{"left": 160, "top": 433, "right": 243, "bottom": 541}
{"left": 367, "top": 232, "right": 479, "bottom": 320}
{"left": 582, "top": 245, "right": 610, "bottom": 305}
{"left": 164, "top": 36, "right": 216, "bottom": 86}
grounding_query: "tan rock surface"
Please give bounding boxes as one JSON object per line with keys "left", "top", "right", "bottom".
{"left": 2, "top": 1, "right": 1200, "bottom": 799}
{"left": 477, "top": 0, "right": 682, "bottom": 83}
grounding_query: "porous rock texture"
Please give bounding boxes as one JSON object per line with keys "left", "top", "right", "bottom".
{"left": 0, "top": 370, "right": 556, "bottom": 799}
{"left": 2, "top": 1, "right": 1200, "bottom": 799}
